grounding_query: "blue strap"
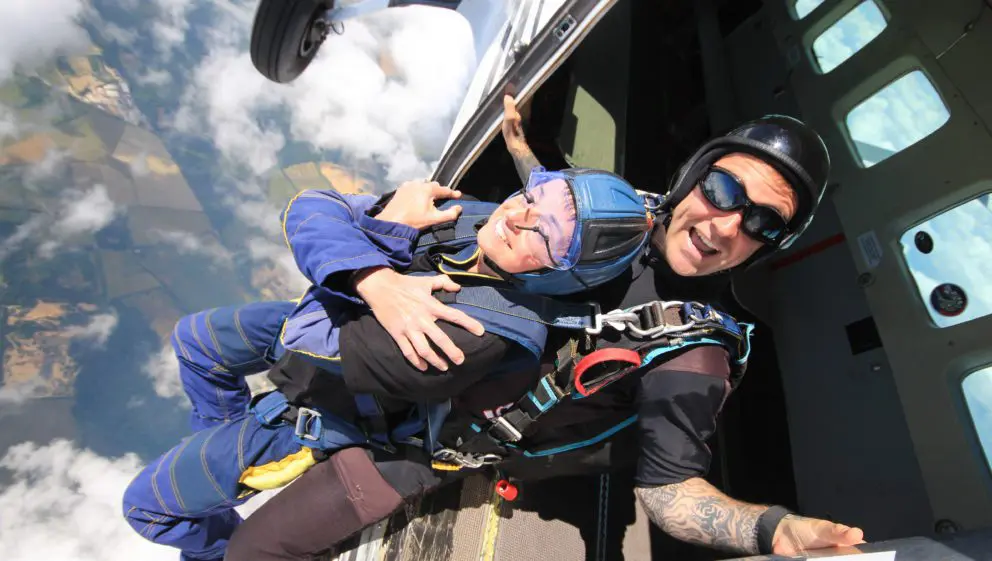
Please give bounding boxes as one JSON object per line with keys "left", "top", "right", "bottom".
{"left": 251, "top": 391, "right": 372, "bottom": 451}
{"left": 294, "top": 408, "right": 370, "bottom": 450}
{"left": 354, "top": 394, "right": 383, "bottom": 418}
{"left": 252, "top": 391, "right": 293, "bottom": 426}
{"left": 439, "top": 285, "right": 596, "bottom": 330}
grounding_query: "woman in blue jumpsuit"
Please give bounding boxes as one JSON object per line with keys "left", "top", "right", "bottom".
{"left": 122, "top": 170, "right": 653, "bottom": 561}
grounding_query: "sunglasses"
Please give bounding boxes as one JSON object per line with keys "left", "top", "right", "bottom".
{"left": 699, "top": 167, "right": 789, "bottom": 245}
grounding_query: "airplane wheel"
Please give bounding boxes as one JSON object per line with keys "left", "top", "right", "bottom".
{"left": 250, "top": 0, "right": 335, "bottom": 83}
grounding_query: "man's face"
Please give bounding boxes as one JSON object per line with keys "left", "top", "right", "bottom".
{"left": 476, "top": 179, "right": 577, "bottom": 274}
{"left": 659, "top": 153, "right": 797, "bottom": 277}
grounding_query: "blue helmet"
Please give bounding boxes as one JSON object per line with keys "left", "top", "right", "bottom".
{"left": 501, "top": 168, "right": 652, "bottom": 295}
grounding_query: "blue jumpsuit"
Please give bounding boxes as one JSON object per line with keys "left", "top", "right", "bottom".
{"left": 121, "top": 190, "right": 453, "bottom": 561}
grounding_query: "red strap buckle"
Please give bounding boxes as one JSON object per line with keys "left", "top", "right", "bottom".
{"left": 496, "top": 479, "right": 518, "bottom": 501}
{"left": 573, "top": 348, "right": 641, "bottom": 397}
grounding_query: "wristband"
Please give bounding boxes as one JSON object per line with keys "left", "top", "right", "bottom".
{"left": 756, "top": 505, "right": 792, "bottom": 555}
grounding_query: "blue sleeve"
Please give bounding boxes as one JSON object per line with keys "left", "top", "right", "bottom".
{"left": 281, "top": 189, "right": 419, "bottom": 302}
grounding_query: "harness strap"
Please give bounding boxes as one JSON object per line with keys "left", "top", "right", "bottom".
{"left": 434, "top": 285, "right": 600, "bottom": 330}
{"left": 450, "top": 300, "right": 755, "bottom": 464}
{"left": 252, "top": 391, "right": 372, "bottom": 450}
{"left": 574, "top": 348, "right": 641, "bottom": 397}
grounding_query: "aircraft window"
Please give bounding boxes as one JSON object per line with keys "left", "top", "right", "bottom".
{"left": 899, "top": 193, "right": 992, "bottom": 328}
{"left": 962, "top": 366, "right": 992, "bottom": 474}
{"left": 811, "top": 0, "right": 887, "bottom": 73}
{"left": 793, "top": 0, "right": 826, "bottom": 19}
{"left": 846, "top": 70, "right": 950, "bottom": 167}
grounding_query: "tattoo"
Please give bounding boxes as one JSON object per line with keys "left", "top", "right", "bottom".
{"left": 509, "top": 147, "right": 543, "bottom": 185}
{"left": 634, "top": 477, "right": 768, "bottom": 554}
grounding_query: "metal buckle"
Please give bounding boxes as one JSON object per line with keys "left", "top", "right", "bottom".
{"left": 625, "top": 300, "right": 697, "bottom": 339}
{"left": 490, "top": 416, "right": 524, "bottom": 443}
{"left": 432, "top": 448, "right": 502, "bottom": 469}
{"left": 585, "top": 301, "right": 604, "bottom": 335}
{"left": 294, "top": 407, "right": 321, "bottom": 441}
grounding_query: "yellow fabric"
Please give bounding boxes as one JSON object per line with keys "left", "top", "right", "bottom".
{"left": 431, "top": 460, "right": 464, "bottom": 472}
{"left": 239, "top": 447, "right": 318, "bottom": 491}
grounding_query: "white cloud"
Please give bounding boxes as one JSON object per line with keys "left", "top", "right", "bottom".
{"left": 142, "top": 343, "right": 188, "bottom": 406}
{"left": 0, "top": 377, "right": 47, "bottom": 406}
{"left": 0, "top": 105, "right": 17, "bottom": 139}
{"left": 248, "top": 237, "right": 310, "bottom": 297}
{"left": 0, "top": 213, "right": 46, "bottom": 264}
{"left": 150, "top": 229, "right": 235, "bottom": 266}
{"left": 151, "top": 0, "right": 198, "bottom": 59}
{"left": 38, "top": 184, "right": 118, "bottom": 259}
{"left": 136, "top": 68, "right": 174, "bottom": 87}
{"left": 963, "top": 367, "right": 992, "bottom": 468}
{"left": 100, "top": 21, "right": 139, "bottom": 47}
{"left": 178, "top": 3, "right": 476, "bottom": 182}
{"left": 64, "top": 312, "right": 119, "bottom": 347}
{"left": 0, "top": 439, "right": 176, "bottom": 561}
{"left": 0, "top": 0, "right": 90, "bottom": 82}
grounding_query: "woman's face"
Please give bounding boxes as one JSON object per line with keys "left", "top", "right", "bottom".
{"left": 660, "top": 153, "right": 798, "bottom": 277}
{"left": 476, "top": 179, "right": 577, "bottom": 274}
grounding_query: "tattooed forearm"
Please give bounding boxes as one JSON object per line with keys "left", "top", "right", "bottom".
{"left": 634, "top": 477, "right": 769, "bottom": 554}
{"left": 509, "top": 146, "right": 543, "bottom": 185}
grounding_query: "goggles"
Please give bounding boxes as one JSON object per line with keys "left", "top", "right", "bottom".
{"left": 511, "top": 168, "right": 580, "bottom": 270}
{"left": 699, "top": 167, "right": 790, "bottom": 246}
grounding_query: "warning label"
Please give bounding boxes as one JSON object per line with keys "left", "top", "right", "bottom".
{"left": 857, "top": 230, "right": 883, "bottom": 270}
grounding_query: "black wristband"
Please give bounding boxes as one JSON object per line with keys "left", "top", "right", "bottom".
{"left": 756, "top": 505, "right": 792, "bottom": 555}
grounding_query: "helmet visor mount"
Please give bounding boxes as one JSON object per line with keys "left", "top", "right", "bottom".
{"left": 512, "top": 169, "right": 580, "bottom": 271}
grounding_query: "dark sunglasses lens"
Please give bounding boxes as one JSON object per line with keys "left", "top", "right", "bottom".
{"left": 702, "top": 170, "right": 747, "bottom": 210}
{"left": 744, "top": 206, "right": 787, "bottom": 244}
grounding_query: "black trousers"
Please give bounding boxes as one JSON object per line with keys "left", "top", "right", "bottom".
{"left": 225, "top": 427, "right": 638, "bottom": 561}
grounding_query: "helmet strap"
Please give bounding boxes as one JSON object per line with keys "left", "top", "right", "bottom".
{"left": 481, "top": 254, "right": 522, "bottom": 286}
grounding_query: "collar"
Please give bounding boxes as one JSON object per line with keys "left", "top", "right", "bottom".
{"left": 434, "top": 244, "right": 502, "bottom": 281}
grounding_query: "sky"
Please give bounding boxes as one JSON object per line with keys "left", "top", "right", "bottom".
{"left": 0, "top": 0, "right": 489, "bottom": 559}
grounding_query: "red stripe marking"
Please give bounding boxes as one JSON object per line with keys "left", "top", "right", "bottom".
{"left": 769, "top": 233, "right": 846, "bottom": 271}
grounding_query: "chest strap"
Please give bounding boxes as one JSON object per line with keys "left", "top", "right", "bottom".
{"left": 443, "top": 300, "right": 753, "bottom": 465}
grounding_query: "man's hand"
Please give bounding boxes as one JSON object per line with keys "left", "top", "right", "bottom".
{"left": 501, "top": 94, "right": 543, "bottom": 184}
{"left": 353, "top": 267, "right": 485, "bottom": 371}
{"left": 772, "top": 514, "right": 865, "bottom": 556}
{"left": 376, "top": 180, "right": 463, "bottom": 231}
{"left": 501, "top": 94, "right": 529, "bottom": 155}
{"left": 634, "top": 477, "right": 865, "bottom": 556}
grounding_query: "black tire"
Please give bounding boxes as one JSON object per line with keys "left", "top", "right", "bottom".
{"left": 250, "top": 0, "right": 335, "bottom": 84}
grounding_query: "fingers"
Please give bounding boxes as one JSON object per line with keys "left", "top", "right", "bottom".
{"left": 422, "top": 321, "right": 465, "bottom": 365}
{"left": 432, "top": 275, "right": 461, "bottom": 293}
{"left": 835, "top": 525, "right": 864, "bottom": 545}
{"left": 439, "top": 204, "right": 463, "bottom": 222}
{"left": 408, "top": 330, "right": 448, "bottom": 371}
{"left": 436, "top": 304, "right": 485, "bottom": 336}
{"left": 429, "top": 182, "right": 461, "bottom": 200}
{"left": 394, "top": 335, "right": 428, "bottom": 372}
{"left": 503, "top": 94, "right": 518, "bottom": 116}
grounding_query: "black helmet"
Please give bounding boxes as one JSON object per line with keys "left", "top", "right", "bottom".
{"left": 663, "top": 115, "right": 830, "bottom": 250}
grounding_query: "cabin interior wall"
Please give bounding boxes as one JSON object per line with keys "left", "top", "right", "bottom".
{"left": 724, "top": 0, "right": 947, "bottom": 541}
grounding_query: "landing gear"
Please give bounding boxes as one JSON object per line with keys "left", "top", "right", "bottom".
{"left": 250, "top": 0, "right": 336, "bottom": 84}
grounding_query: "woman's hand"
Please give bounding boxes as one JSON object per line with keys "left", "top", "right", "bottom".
{"left": 376, "top": 180, "right": 464, "bottom": 231}
{"left": 353, "top": 267, "right": 485, "bottom": 371}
